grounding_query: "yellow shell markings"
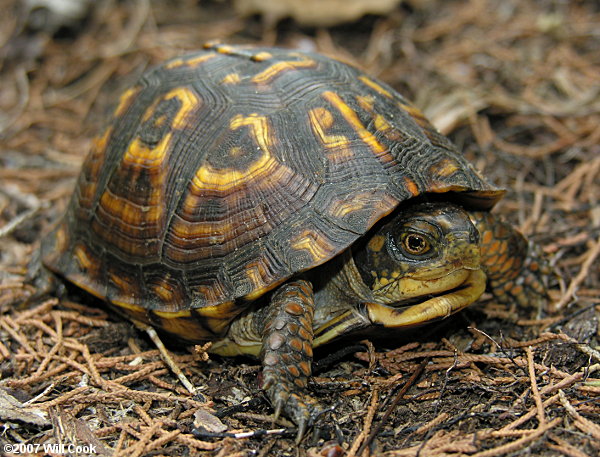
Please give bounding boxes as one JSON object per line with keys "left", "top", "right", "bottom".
{"left": 107, "top": 268, "right": 139, "bottom": 298}
{"left": 154, "top": 87, "right": 201, "bottom": 130}
{"left": 121, "top": 134, "right": 172, "bottom": 171}
{"left": 110, "top": 299, "right": 146, "bottom": 313}
{"left": 149, "top": 301, "right": 241, "bottom": 339}
{"left": 397, "top": 100, "right": 436, "bottom": 134}
{"left": 50, "top": 224, "right": 69, "bottom": 257}
{"left": 165, "top": 113, "right": 302, "bottom": 262}
{"left": 149, "top": 272, "right": 187, "bottom": 306}
{"left": 193, "top": 282, "right": 230, "bottom": 307}
{"left": 93, "top": 88, "right": 202, "bottom": 256}
{"left": 428, "top": 158, "right": 460, "bottom": 178}
{"left": 403, "top": 177, "right": 420, "bottom": 197}
{"left": 73, "top": 247, "right": 145, "bottom": 310}
{"left": 152, "top": 309, "right": 192, "bottom": 318}
{"left": 374, "top": 114, "right": 392, "bottom": 133}
{"left": 173, "top": 151, "right": 308, "bottom": 248}
{"left": 243, "top": 260, "right": 282, "bottom": 301}
{"left": 73, "top": 242, "right": 94, "bottom": 271}
{"left": 208, "top": 43, "right": 236, "bottom": 55}
{"left": 355, "top": 94, "right": 376, "bottom": 112}
{"left": 202, "top": 304, "right": 246, "bottom": 336}
{"left": 165, "top": 53, "right": 216, "bottom": 69}
{"left": 207, "top": 43, "right": 275, "bottom": 64}
{"left": 308, "top": 107, "right": 352, "bottom": 160}
{"left": 67, "top": 243, "right": 111, "bottom": 300}
{"left": 322, "top": 91, "right": 387, "bottom": 157}
{"left": 153, "top": 280, "right": 176, "bottom": 303}
{"left": 228, "top": 146, "right": 244, "bottom": 157}
{"left": 194, "top": 300, "right": 238, "bottom": 318}
{"left": 114, "top": 86, "right": 141, "bottom": 118}
{"left": 119, "top": 87, "right": 199, "bottom": 169}
{"left": 251, "top": 55, "right": 318, "bottom": 84}
{"left": 153, "top": 316, "right": 222, "bottom": 341}
{"left": 97, "top": 133, "right": 166, "bottom": 231}
{"left": 250, "top": 51, "right": 273, "bottom": 62}
{"left": 77, "top": 126, "right": 113, "bottom": 210}
{"left": 188, "top": 114, "right": 279, "bottom": 191}
{"left": 138, "top": 302, "right": 240, "bottom": 341}
{"left": 354, "top": 94, "right": 404, "bottom": 143}
{"left": 321, "top": 90, "right": 404, "bottom": 210}
{"left": 221, "top": 73, "right": 242, "bottom": 85}
{"left": 328, "top": 192, "right": 385, "bottom": 219}
{"left": 290, "top": 229, "right": 338, "bottom": 264}
{"left": 358, "top": 75, "right": 393, "bottom": 99}
{"left": 97, "top": 189, "right": 163, "bottom": 234}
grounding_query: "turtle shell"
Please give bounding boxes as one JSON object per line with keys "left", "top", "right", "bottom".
{"left": 42, "top": 44, "right": 503, "bottom": 331}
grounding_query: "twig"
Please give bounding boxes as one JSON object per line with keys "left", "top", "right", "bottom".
{"left": 559, "top": 389, "right": 600, "bottom": 440}
{"left": 526, "top": 346, "right": 546, "bottom": 427}
{"left": 355, "top": 358, "right": 429, "bottom": 456}
{"left": 347, "top": 387, "right": 379, "bottom": 457}
{"left": 470, "top": 417, "right": 561, "bottom": 457}
{"left": 548, "top": 434, "right": 593, "bottom": 457}
{"left": 554, "top": 236, "right": 600, "bottom": 310}
{"left": 144, "top": 325, "right": 196, "bottom": 394}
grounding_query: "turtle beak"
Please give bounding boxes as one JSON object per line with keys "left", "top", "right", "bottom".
{"left": 366, "top": 269, "right": 487, "bottom": 328}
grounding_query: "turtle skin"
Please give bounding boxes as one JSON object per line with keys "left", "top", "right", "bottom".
{"left": 40, "top": 43, "right": 550, "bottom": 439}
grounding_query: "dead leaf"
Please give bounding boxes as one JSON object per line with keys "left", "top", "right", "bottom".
{"left": 0, "top": 388, "right": 49, "bottom": 427}
{"left": 194, "top": 408, "right": 228, "bottom": 433}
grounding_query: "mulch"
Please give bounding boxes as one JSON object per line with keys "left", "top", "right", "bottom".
{"left": 0, "top": 1, "right": 598, "bottom": 456}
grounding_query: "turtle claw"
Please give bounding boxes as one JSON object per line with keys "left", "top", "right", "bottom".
{"left": 292, "top": 397, "right": 321, "bottom": 443}
{"left": 267, "top": 387, "right": 321, "bottom": 443}
{"left": 273, "top": 400, "right": 283, "bottom": 422}
{"left": 264, "top": 380, "right": 322, "bottom": 440}
{"left": 296, "top": 418, "right": 308, "bottom": 444}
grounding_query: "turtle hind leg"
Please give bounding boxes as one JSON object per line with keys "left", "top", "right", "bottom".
{"left": 470, "top": 211, "right": 551, "bottom": 309}
{"left": 259, "top": 279, "right": 321, "bottom": 442}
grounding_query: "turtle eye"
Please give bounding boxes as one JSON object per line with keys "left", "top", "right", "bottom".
{"left": 402, "top": 233, "right": 430, "bottom": 256}
{"left": 386, "top": 224, "right": 437, "bottom": 261}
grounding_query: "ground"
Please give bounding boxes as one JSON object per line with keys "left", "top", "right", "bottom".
{"left": 0, "top": 1, "right": 599, "bottom": 456}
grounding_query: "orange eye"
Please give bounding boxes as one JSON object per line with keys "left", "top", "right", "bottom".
{"left": 403, "top": 233, "right": 430, "bottom": 255}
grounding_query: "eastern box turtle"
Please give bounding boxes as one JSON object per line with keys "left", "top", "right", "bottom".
{"left": 39, "top": 43, "right": 549, "bottom": 437}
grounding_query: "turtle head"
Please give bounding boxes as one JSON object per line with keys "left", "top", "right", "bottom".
{"left": 352, "top": 202, "right": 487, "bottom": 328}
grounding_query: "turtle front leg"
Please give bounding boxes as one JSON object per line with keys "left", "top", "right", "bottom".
{"left": 260, "top": 279, "right": 321, "bottom": 441}
{"left": 470, "top": 211, "right": 550, "bottom": 308}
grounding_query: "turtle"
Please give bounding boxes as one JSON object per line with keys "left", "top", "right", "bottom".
{"left": 38, "top": 43, "right": 549, "bottom": 439}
